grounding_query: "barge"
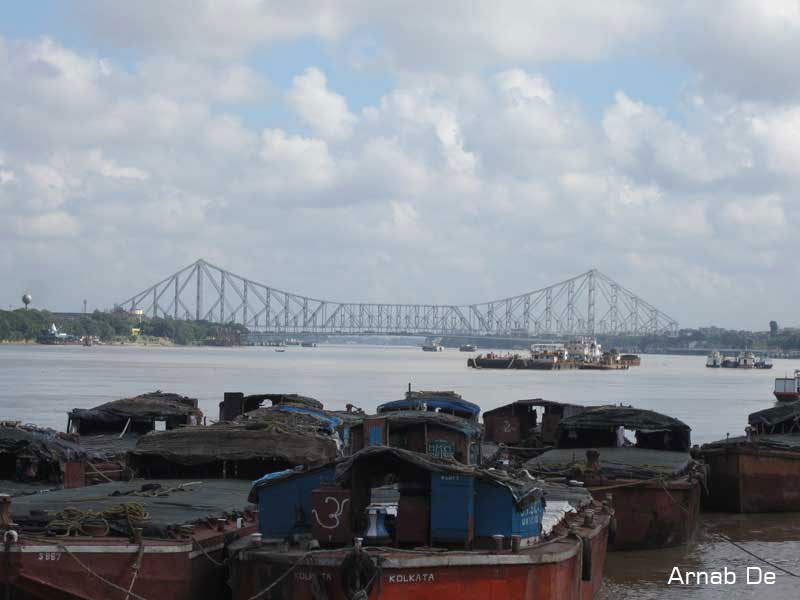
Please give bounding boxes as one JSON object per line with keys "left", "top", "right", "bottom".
{"left": 700, "top": 401, "right": 800, "bottom": 512}
{"left": 1, "top": 479, "right": 257, "bottom": 600}
{"left": 230, "top": 446, "right": 610, "bottom": 600}
{"left": 707, "top": 351, "right": 772, "bottom": 369}
{"left": 468, "top": 338, "right": 635, "bottom": 371}
{"left": 526, "top": 406, "right": 702, "bottom": 550}
{"left": 67, "top": 391, "right": 205, "bottom": 484}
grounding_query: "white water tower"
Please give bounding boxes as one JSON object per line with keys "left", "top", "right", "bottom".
{"left": 22, "top": 292, "right": 32, "bottom": 310}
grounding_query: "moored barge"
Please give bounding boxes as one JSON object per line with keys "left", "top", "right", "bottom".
{"left": 526, "top": 406, "right": 702, "bottom": 550}
{"left": 0, "top": 479, "right": 258, "bottom": 600}
{"left": 700, "top": 401, "right": 800, "bottom": 512}
{"left": 230, "top": 446, "right": 610, "bottom": 600}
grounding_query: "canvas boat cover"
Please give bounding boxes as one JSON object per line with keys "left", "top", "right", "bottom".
{"left": 380, "top": 390, "right": 480, "bottom": 418}
{"left": 68, "top": 391, "right": 202, "bottom": 424}
{"left": 748, "top": 402, "right": 800, "bottom": 428}
{"left": 243, "top": 393, "right": 323, "bottom": 410}
{"left": 9, "top": 478, "right": 254, "bottom": 538}
{"left": 76, "top": 433, "right": 140, "bottom": 459}
{"left": 559, "top": 406, "right": 690, "bottom": 433}
{"left": 526, "top": 447, "right": 693, "bottom": 479}
{"left": 130, "top": 422, "right": 337, "bottom": 466}
{"left": 0, "top": 424, "right": 86, "bottom": 462}
{"left": 238, "top": 404, "right": 343, "bottom": 434}
{"left": 702, "top": 434, "right": 800, "bottom": 451}
{"left": 335, "top": 446, "right": 543, "bottom": 508}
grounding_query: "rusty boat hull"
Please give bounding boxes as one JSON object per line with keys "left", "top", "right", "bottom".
{"left": 2, "top": 519, "right": 257, "bottom": 600}
{"left": 232, "top": 513, "right": 609, "bottom": 600}
{"left": 587, "top": 476, "right": 699, "bottom": 550}
{"left": 700, "top": 443, "right": 800, "bottom": 512}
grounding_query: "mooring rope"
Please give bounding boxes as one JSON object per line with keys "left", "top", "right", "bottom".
{"left": 56, "top": 542, "right": 152, "bottom": 600}
{"left": 716, "top": 534, "right": 800, "bottom": 578}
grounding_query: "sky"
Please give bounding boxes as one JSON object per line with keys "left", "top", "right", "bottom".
{"left": 1, "top": 1, "right": 799, "bottom": 330}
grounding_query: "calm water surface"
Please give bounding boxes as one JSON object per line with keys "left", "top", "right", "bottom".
{"left": 1, "top": 344, "right": 798, "bottom": 598}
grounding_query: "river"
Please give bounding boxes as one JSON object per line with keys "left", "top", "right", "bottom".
{"left": 1, "top": 343, "right": 798, "bottom": 598}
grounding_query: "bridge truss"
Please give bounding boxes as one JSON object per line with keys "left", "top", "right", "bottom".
{"left": 116, "top": 259, "right": 678, "bottom": 336}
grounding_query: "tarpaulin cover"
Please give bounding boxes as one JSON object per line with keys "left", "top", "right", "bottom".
{"left": 0, "top": 425, "right": 86, "bottom": 462}
{"left": 702, "top": 434, "right": 800, "bottom": 451}
{"left": 379, "top": 391, "right": 480, "bottom": 417}
{"left": 748, "top": 402, "right": 800, "bottom": 428}
{"left": 239, "top": 405, "right": 341, "bottom": 433}
{"left": 335, "top": 446, "right": 543, "bottom": 508}
{"left": 526, "top": 447, "right": 693, "bottom": 479}
{"left": 244, "top": 393, "right": 323, "bottom": 410}
{"left": 68, "top": 391, "right": 202, "bottom": 424}
{"left": 9, "top": 478, "right": 254, "bottom": 537}
{"left": 559, "top": 406, "right": 690, "bottom": 433}
{"left": 359, "top": 410, "right": 482, "bottom": 438}
{"left": 130, "top": 422, "right": 337, "bottom": 466}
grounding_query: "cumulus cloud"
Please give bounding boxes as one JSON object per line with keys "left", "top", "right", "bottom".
{"left": 286, "top": 67, "right": 356, "bottom": 140}
{"left": 4, "top": 7, "right": 800, "bottom": 327}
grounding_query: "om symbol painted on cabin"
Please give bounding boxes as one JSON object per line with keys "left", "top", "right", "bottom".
{"left": 312, "top": 497, "right": 350, "bottom": 530}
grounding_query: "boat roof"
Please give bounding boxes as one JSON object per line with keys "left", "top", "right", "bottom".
{"left": 335, "top": 446, "right": 543, "bottom": 508}
{"left": 130, "top": 422, "right": 337, "bottom": 466}
{"left": 378, "top": 391, "right": 480, "bottom": 417}
{"left": 749, "top": 402, "right": 800, "bottom": 428}
{"left": 527, "top": 446, "right": 693, "bottom": 479}
{"left": 0, "top": 424, "right": 86, "bottom": 462}
{"left": 559, "top": 406, "right": 690, "bottom": 433}
{"left": 68, "top": 391, "right": 202, "bottom": 423}
{"left": 483, "top": 398, "right": 585, "bottom": 418}
{"left": 238, "top": 404, "right": 343, "bottom": 433}
{"left": 9, "top": 478, "right": 254, "bottom": 537}
{"left": 243, "top": 393, "right": 324, "bottom": 410}
{"left": 362, "top": 410, "right": 482, "bottom": 437}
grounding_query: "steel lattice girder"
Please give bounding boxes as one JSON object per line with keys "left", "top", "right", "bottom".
{"left": 117, "top": 260, "right": 679, "bottom": 335}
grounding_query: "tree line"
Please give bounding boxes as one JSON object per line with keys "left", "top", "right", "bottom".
{"left": 0, "top": 308, "right": 247, "bottom": 345}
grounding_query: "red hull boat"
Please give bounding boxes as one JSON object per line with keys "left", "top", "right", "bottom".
{"left": 232, "top": 509, "right": 609, "bottom": 600}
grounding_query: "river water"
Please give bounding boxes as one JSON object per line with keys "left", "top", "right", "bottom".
{"left": 1, "top": 344, "right": 798, "bottom": 598}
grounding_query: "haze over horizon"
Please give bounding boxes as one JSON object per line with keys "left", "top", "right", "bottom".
{"left": 2, "top": 2, "right": 799, "bottom": 330}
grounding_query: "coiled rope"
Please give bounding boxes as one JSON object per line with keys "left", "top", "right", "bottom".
{"left": 47, "top": 502, "right": 150, "bottom": 537}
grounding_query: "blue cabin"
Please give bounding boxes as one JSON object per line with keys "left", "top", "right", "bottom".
{"left": 475, "top": 480, "right": 544, "bottom": 546}
{"left": 250, "top": 466, "right": 335, "bottom": 538}
{"left": 430, "top": 473, "right": 475, "bottom": 545}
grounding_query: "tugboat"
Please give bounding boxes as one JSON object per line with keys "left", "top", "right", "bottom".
{"left": 774, "top": 370, "right": 800, "bottom": 402}
{"left": 458, "top": 343, "right": 476, "bottom": 352}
